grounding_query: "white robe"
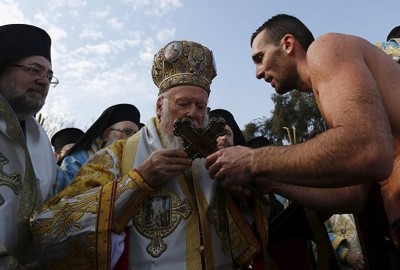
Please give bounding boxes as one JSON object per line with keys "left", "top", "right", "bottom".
{"left": 125, "top": 117, "right": 233, "bottom": 269}
{"left": 31, "top": 117, "right": 261, "bottom": 269}
{"left": 0, "top": 95, "right": 56, "bottom": 265}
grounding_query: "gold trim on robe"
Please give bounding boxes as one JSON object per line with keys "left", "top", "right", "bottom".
{"left": 31, "top": 116, "right": 267, "bottom": 269}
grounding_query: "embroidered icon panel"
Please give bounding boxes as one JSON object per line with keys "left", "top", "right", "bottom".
{"left": 132, "top": 188, "right": 191, "bottom": 257}
{"left": 330, "top": 215, "right": 357, "bottom": 240}
{"left": 173, "top": 117, "right": 226, "bottom": 160}
{"left": 0, "top": 152, "right": 22, "bottom": 205}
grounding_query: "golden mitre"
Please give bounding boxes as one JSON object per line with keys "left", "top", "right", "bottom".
{"left": 151, "top": 40, "right": 217, "bottom": 95}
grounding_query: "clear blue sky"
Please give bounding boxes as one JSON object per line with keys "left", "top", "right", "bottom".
{"left": 1, "top": 0, "right": 399, "bottom": 130}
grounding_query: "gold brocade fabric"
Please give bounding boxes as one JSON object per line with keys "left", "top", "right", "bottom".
{"left": 43, "top": 141, "right": 127, "bottom": 209}
{"left": 32, "top": 141, "right": 129, "bottom": 269}
{"left": 152, "top": 40, "right": 217, "bottom": 94}
{"left": 32, "top": 118, "right": 268, "bottom": 269}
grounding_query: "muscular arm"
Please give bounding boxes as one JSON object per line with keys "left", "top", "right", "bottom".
{"left": 259, "top": 176, "right": 370, "bottom": 213}
{"left": 259, "top": 34, "right": 393, "bottom": 187}
{"left": 207, "top": 34, "right": 393, "bottom": 189}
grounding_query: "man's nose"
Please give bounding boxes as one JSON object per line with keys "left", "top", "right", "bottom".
{"left": 35, "top": 75, "right": 50, "bottom": 86}
{"left": 218, "top": 135, "right": 227, "bottom": 143}
{"left": 185, "top": 103, "right": 199, "bottom": 116}
{"left": 256, "top": 68, "right": 264, "bottom": 80}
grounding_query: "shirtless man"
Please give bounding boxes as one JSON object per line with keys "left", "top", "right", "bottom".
{"left": 205, "top": 14, "right": 400, "bottom": 268}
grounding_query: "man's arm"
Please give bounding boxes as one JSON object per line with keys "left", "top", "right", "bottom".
{"left": 30, "top": 141, "right": 152, "bottom": 268}
{"left": 263, "top": 177, "right": 370, "bottom": 213}
{"left": 31, "top": 140, "right": 193, "bottom": 268}
{"left": 206, "top": 34, "right": 393, "bottom": 189}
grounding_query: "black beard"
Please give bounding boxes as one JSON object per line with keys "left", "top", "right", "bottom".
{"left": 1, "top": 84, "right": 46, "bottom": 119}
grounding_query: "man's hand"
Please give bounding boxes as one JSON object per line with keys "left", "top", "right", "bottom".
{"left": 137, "top": 149, "right": 192, "bottom": 187}
{"left": 205, "top": 146, "right": 254, "bottom": 188}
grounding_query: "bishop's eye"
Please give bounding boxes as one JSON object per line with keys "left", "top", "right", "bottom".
{"left": 27, "top": 66, "right": 42, "bottom": 76}
{"left": 175, "top": 101, "right": 192, "bottom": 110}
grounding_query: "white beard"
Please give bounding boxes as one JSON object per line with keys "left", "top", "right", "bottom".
{"left": 159, "top": 99, "right": 208, "bottom": 149}
{"left": 160, "top": 110, "right": 184, "bottom": 149}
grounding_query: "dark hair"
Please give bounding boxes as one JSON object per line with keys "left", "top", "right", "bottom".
{"left": 387, "top": 26, "right": 400, "bottom": 41}
{"left": 251, "top": 14, "right": 315, "bottom": 51}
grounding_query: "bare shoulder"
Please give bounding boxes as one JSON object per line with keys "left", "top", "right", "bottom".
{"left": 306, "top": 33, "right": 383, "bottom": 125}
{"left": 308, "top": 33, "right": 369, "bottom": 63}
{"left": 305, "top": 33, "right": 374, "bottom": 90}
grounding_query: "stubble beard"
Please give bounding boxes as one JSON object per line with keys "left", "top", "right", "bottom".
{"left": 0, "top": 82, "right": 46, "bottom": 119}
{"left": 276, "top": 59, "right": 299, "bottom": 95}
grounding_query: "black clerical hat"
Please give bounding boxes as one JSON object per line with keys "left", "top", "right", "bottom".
{"left": 51, "top": 128, "right": 84, "bottom": 152}
{"left": 68, "top": 103, "right": 142, "bottom": 153}
{"left": 247, "top": 136, "right": 270, "bottom": 148}
{"left": 209, "top": 109, "right": 246, "bottom": 146}
{"left": 0, "top": 24, "right": 51, "bottom": 66}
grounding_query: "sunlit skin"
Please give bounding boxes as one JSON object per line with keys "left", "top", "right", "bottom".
{"left": 0, "top": 55, "right": 52, "bottom": 120}
{"left": 137, "top": 85, "right": 208, "bottom": 188}
{"left": 206, "top": 29, "right": 400, "bottom": 216}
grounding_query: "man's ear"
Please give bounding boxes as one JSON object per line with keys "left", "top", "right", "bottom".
{"left": 282, "top": 34, "right": 295, "bottom": 53}
{"left": 101, "top": 128, "right": 110, "bottom": 141}
{"left": 156, "top": 96, "right": 163, "bottom": 118}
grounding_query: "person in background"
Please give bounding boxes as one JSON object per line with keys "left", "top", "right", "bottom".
{"left": 205, "top": 14, "right": 400, "bottom": 269}
{"left": 31, "top": 40, "right": 271, "bottom": 269}
{"left": 209, "top": 110, "right": 269, "bottom": 270}
{"left": 209, "top": 108, "right": 247, "bottom": 148}
{"left": 0, "top": 24, "right": 57, "bottom": 269}
{"left": 51, "top": 127, "right": 84, "bottom": 165}
{"left": 387, "top": 25, "right": 400, "bottom": 41}
{"left": 375, "top": 25, "right": 400, "bottom": 63}
{"left": 55, "top": 103, "right": 143, "bottom": 193}
{"left": 325, "top": 214, "right": 364, "bottom": 269}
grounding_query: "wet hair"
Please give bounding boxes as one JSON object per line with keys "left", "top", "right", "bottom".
{"left": 387, "top": 26, "right": 400, "bottom": 41}
{"left": 251, "top": 14, "right": 315, "bottom": 51}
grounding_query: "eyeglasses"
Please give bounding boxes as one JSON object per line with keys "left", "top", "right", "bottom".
{"left": 109, "top": 128, "right": 137, "bottom": 136}
{"left": 9, "top": 64, "right": 59, "bottom": 87}
{"left": 164, "top": 97, "right": 207, "bottom": 114}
